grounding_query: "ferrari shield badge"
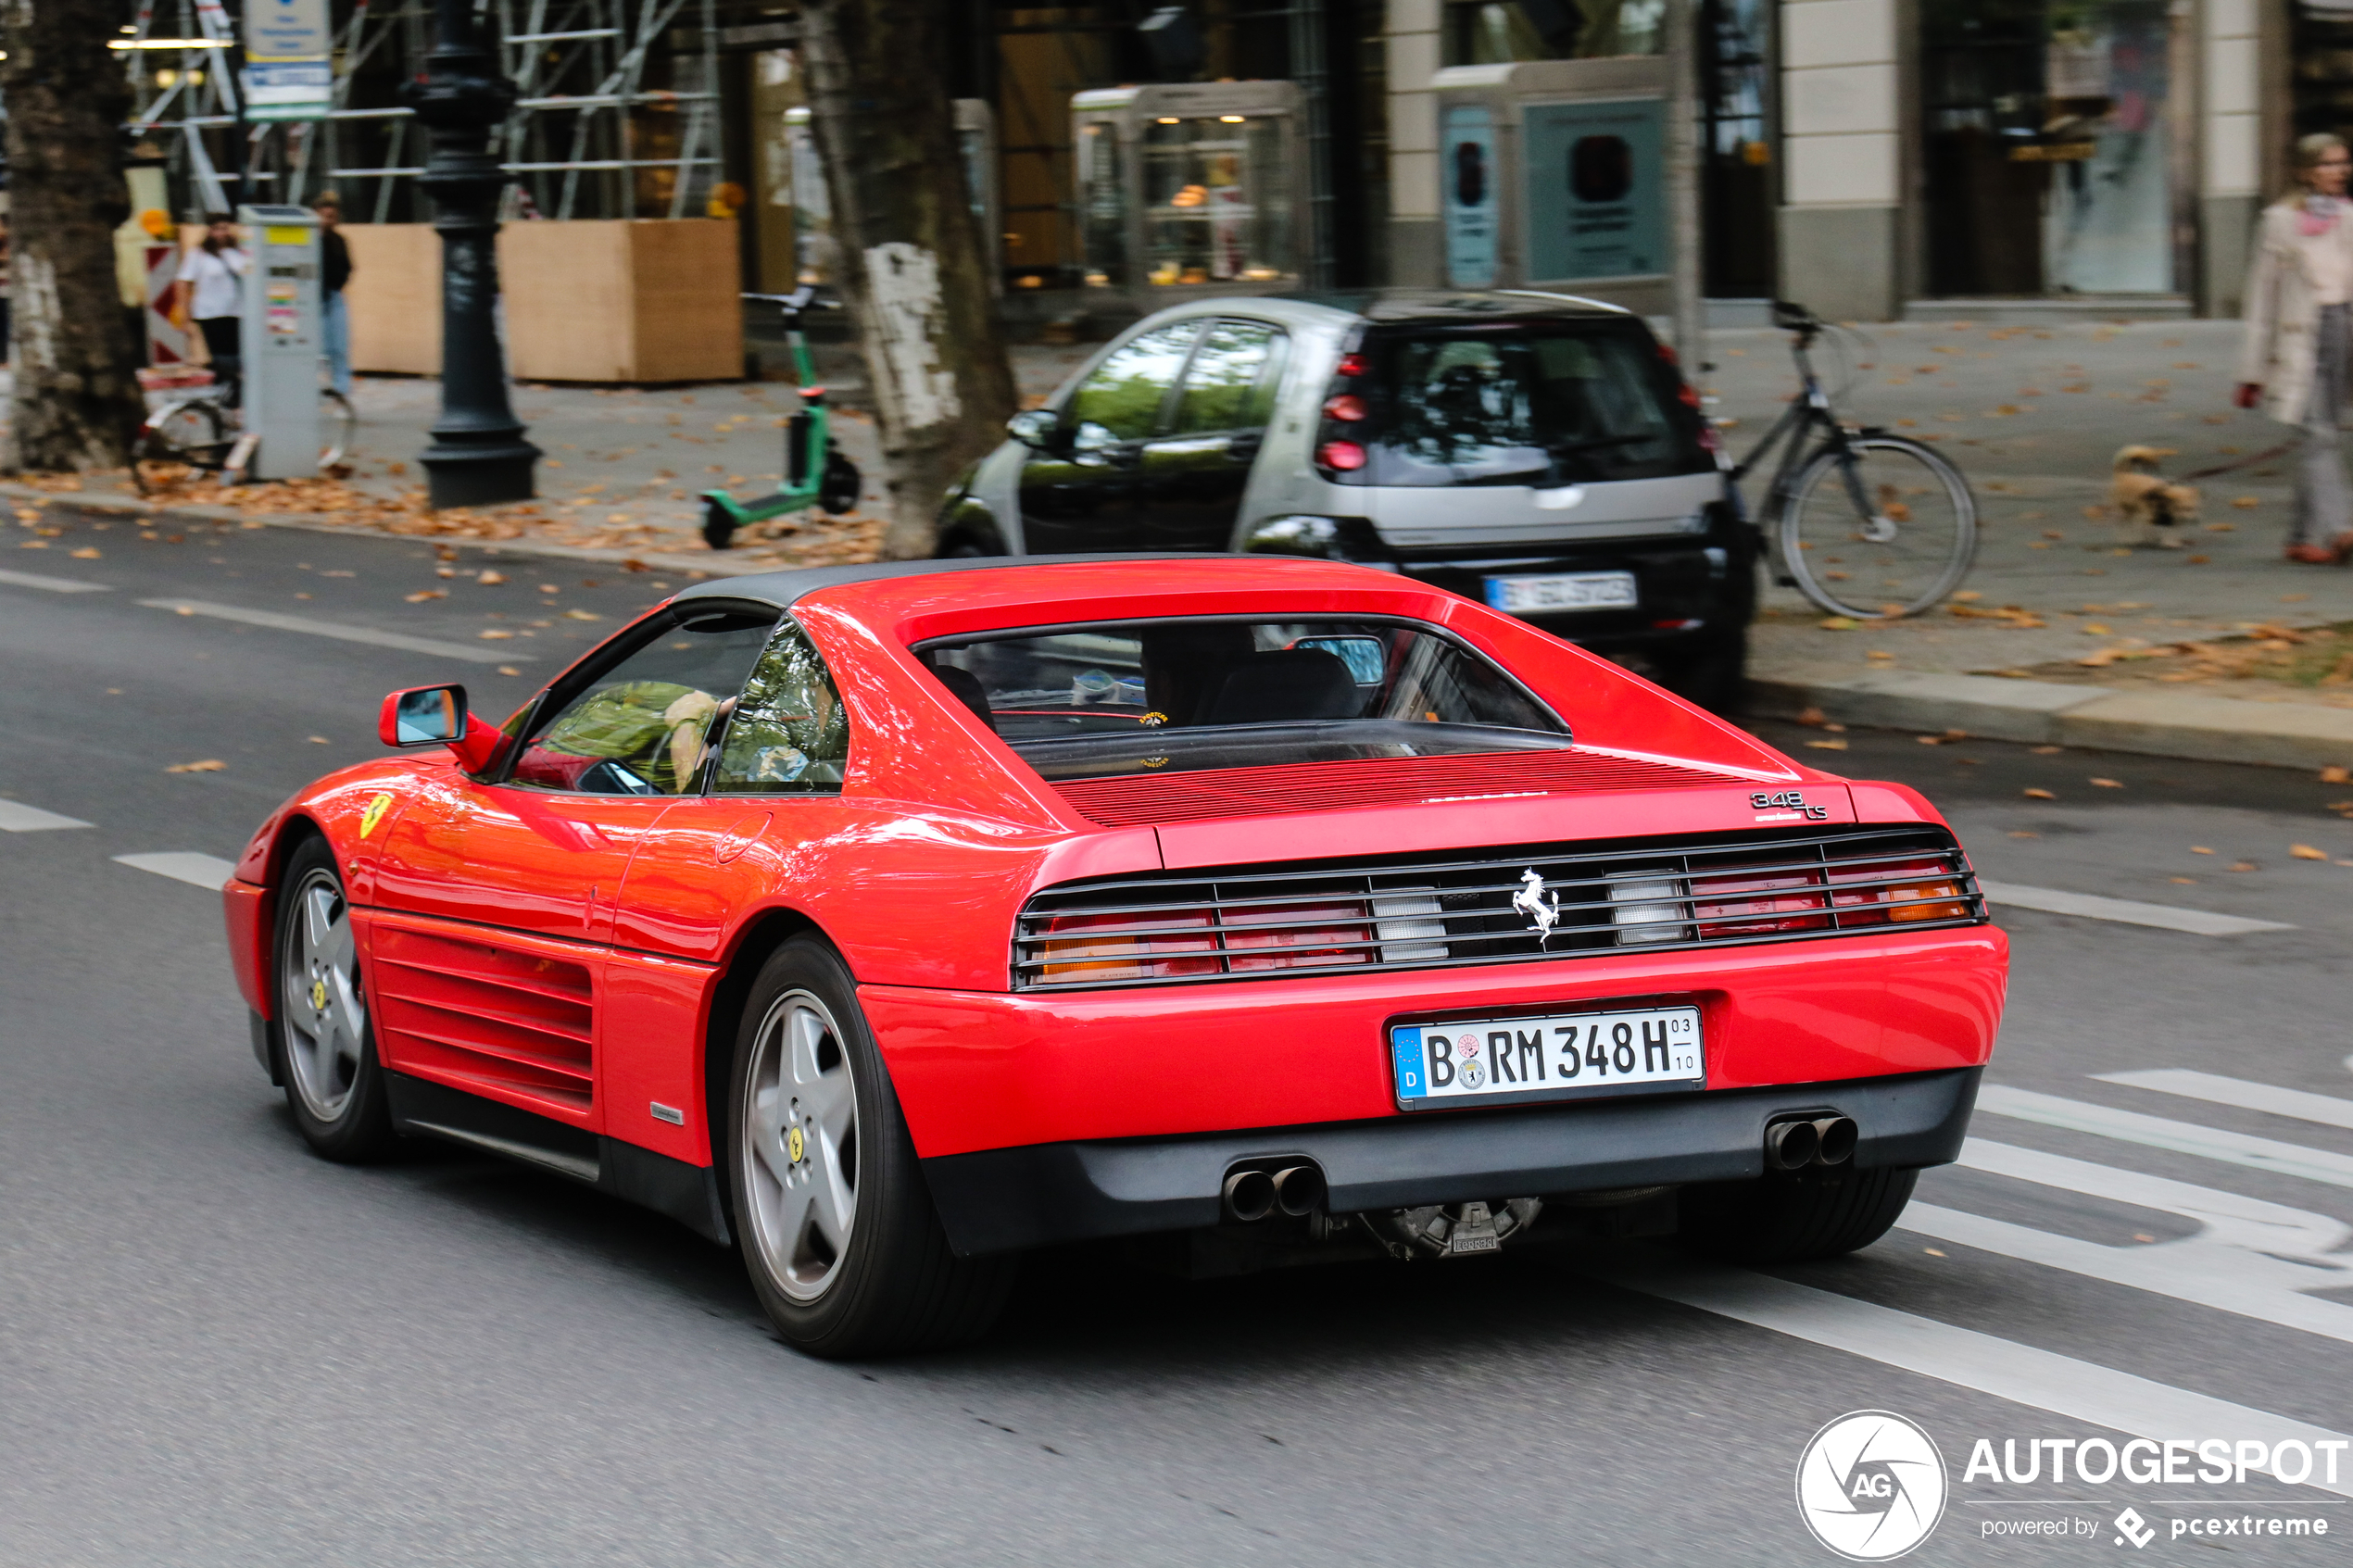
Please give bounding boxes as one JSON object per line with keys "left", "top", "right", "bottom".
{"left": 786, "top": 1126, "right": 806, "bottom": 1164}
{"left": 358, "top": 792, "right": 395, "bottom": 838}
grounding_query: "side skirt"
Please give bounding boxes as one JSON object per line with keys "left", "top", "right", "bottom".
{"left": 385, "top": 1071, "right": 732, "bottom": 1246}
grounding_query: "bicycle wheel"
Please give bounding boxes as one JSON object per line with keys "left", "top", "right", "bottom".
{"left": 1779, "top": 435, "right": 1977, "bottom": 619}
{"left": 132, "top": 397, "right": 230, "bottom": 495}
{"left": 318, "top": 389, "right": 357, "bottom": 469}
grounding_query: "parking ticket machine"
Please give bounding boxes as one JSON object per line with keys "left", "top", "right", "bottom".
{"left": 237, "top": 204, "right": 321, "bottom": 481}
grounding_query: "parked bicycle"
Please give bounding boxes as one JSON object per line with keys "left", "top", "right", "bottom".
{"left": 1729, "top": 301, "right": 1978, "bottom": 620}
{"left": 132, "top": 372, "right": 356, "bottom": 494}
{"left": 700, "top": 286, "right": 862, "bottom": 550}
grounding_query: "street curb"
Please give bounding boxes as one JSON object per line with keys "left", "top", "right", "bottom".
{"left": 2, "top": 482, "right": 781, "bottom": 579}
{"left": 1747, "top": 668, "right": 2353, "bottom": 771}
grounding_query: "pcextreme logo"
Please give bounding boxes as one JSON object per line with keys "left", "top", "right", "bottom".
{"left": 1796, "top": 1411, "right": 1950, "bottom": 1561}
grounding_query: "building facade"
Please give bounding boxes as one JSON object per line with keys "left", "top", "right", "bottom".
{"left": 109, "top": 2, "right": 2340, "bottom": 330}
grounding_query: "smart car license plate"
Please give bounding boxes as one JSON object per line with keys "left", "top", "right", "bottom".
{"left": 1482, "top": 571, "right": 1637, "bottom": 614}
{"left": 1390, "top": 1004, "right": 1702, "bottom": 1108}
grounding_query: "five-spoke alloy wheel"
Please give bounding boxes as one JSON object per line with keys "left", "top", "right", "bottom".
{"left": 726, "top": 939, "right": 1014, "bottom": 1356}
{"left": 272, "top": 836, "right": 398, "bottom": 1160}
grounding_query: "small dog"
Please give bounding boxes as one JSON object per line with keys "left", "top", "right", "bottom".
{"left": 2110, "top": 445, "right": 2199, "bottom": 548}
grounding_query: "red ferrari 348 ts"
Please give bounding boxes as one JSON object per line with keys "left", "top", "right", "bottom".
{"left": 223, "top": 557, "right": 2007, "bottom": 1355}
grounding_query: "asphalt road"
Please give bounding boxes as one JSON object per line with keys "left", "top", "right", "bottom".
{"left": 4, "top": 509, "right": 2351, "bottom": 1566}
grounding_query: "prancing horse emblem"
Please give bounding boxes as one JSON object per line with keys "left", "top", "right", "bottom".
{"left": 1512, "top": 869, "right": 1563, "bottom": 943}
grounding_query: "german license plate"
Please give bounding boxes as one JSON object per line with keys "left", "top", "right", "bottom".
{"left": 1482, "top": 571, "right": 1637, "bottom": 614}
{"left": 1391, "top": 1004, "right": 1703, "bottom": 1109}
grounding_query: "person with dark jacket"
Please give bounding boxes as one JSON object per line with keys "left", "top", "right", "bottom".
{"left": 315, "top": 193, "right": 354, "bottom": 396}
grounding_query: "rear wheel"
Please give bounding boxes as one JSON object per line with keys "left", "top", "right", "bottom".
{"left": 273, "top": 837, "right": 399, "bottom": 1161}
{"left": 726, "top": 939, "right": 1014, "bottom": 1356}
{"left": 1779, "top": 435, "right": 1976, "bottom": 619}
{"left": 817, "top": 451, "right": 862, "bottom": 515}
{"left": 1678, "top": 1166, "right": 1919, "bottom": 1263}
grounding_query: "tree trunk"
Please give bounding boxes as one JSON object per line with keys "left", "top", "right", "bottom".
{"left": 797, "top": 1, "right": 1014, "bottom": 560}
{"left": 0, "top": 0, "right": 144, "bottom": 472}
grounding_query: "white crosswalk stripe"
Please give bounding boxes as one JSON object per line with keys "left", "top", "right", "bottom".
{"left": 1976, "top": 1084, "right": 2353, "bottom": 1190}
{"left": 2097, "top": 1069, "right": 2353, "bottom": 1134}
{"left": 1593, "top": 1065, "right": 2353, "bottom": 1499}
{"left": 1591, "top": 1252, "right": 2353, "bottom": 1499}
{"left": 0, "top": 800, "right": 92, "bottom": 832}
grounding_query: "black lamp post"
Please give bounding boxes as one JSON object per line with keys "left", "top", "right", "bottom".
{"left": 405, "top": 0, "right": 537, "bottom": 508}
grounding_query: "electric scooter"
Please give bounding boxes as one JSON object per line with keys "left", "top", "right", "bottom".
{"left": 700, "top": 287, "right": 863, "bottom": 550}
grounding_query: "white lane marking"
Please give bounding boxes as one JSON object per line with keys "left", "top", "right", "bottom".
{"left": 136, "top": 598, "right": 526, "bottom": 664}
{"left": 1591, "top": 1251, "right": 2353, "bottom": 1498}
{"left": 1977, "top": 1085, "right": 2353, "bottom": 1190}
{"left": 1974, "top": 878, "right": 2294, "bottom": 936}
{"left": 111, "top": 852, "right": 237, "bottom": 890}
{"left": 2097, "top": 1068, "right": 2353, "bottom": 1134}
{"left": 0, "top": 800, "right": 92, "bottom": 832}
{"left": 0, "top": 568, "right": 109, "bottom": 594}
{"left": 1899, "top": 1138, "right": 2353, "bottom": 1344}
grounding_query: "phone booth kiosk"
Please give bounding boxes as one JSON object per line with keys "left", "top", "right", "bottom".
{"left": 236, "top": 204, "right": 321, "bottom": 481}
{"left": 1071, "top": 80, "right": 1305, "bottom": 303}
{"left": 1432, "top": 57, "right": 1682, "bottom": 317}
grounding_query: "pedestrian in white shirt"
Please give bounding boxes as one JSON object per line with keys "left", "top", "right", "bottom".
{"left": 2235, "top": 134, "right": 2353, "bottom": 563}
{"left": 177, "top": 213, "right": 248, "bottom": 399}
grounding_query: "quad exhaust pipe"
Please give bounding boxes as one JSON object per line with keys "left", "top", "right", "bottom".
{"left": 1222, "top": 1162, "right": 1326, "bottom": 1222}
{"left": 1766, "top": 1114, "right": 1857, "bottom": 1172}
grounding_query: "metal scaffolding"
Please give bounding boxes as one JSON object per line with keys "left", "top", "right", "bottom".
{"left": 122, "top": 0, "right": 723, "bottom": 223}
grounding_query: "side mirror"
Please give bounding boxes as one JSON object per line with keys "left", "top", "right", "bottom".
{"left": 378, "top": 684, "right": 503, "bottom": 772}
{"left": 1006, "top": 408, "right": 1064, "bottom": 449}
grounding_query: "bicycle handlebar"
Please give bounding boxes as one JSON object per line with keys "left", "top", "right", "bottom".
{"left": 1771, "top": 299, "right": 1821, "bottom": 335}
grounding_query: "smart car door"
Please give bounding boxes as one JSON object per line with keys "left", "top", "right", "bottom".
{"left": 366, "top": 604, "right": 777, "bottom": 1123}
{"left": 1018, "top": 320, "right": 1200, "bottom": 553}
{"left": 1133, "top": 319, "right": 1289, "bottom": 551}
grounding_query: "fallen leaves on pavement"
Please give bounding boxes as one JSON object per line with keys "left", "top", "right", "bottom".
{"left": 165, "top": 759, "right": 226, "bottom": 773}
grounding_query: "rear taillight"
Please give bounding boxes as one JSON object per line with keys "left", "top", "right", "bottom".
{"left": 1676, "top": 383, "right": 1702, "bottom": 409}
{"left": 1222, "top": 900, "right": 1372, "bottom": 972}
{"left": 1037, "top": 909, "right": 1218, "bottom": 984}
{"left": 1335, "top": 351, "right": 1367, "bottom": 379}
{"left": 1832, "top": 859, "right": 1969, "bottom": 924}
{"left": 1692, "top": 868, "right": 1831, "bottom": 939}
{"left": 1609, "top": 875, "right": 1690, "bottom": 944}
{"left": 1321, "top": 393, "right": 1366, "bottom": 421}
{"left": 1316, "top": 439, "right": 1366, "bottom": 471}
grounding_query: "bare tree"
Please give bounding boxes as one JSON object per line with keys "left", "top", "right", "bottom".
{"left": 797, "top": 0, "right": 1015, "bottom": 559}
{"left": 1, "top": 0, "right": 145, "bottom": 472}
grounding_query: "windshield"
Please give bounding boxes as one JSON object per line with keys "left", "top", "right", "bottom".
{"left": 1342, "top": 322, "right": 1708, "bottom": 488}
{"left": 918, "top": 618, "right": 1569, "bottom": 782}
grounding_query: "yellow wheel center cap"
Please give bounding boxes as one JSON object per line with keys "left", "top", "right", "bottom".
{"left": 309, "top": 978, "right": 328, "bottom": 1012}
{"left": 786, "top": 1126, "right": 805, "bottom": 1164}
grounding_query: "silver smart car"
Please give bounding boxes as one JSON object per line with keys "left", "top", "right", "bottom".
{"left": 936, "top": 291, "right": 1750, "bottom": 709}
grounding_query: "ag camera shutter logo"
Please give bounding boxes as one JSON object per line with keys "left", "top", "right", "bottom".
{"left": 1795, "top": 1411, "right": 1948, "bottom": 1561}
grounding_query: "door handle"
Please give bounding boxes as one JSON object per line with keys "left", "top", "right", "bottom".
{"left": 1227, "top": 433, "right": 1263, "bottom": 461}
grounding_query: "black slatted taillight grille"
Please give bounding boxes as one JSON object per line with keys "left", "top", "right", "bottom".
{"left": 1013, "top": 826, "right": 1984, "bottom": 990}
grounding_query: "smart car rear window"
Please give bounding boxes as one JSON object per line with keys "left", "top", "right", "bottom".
{"left": 1341, "top": 321, "right": 1709, "bottom": 487}
{"left": 917, "top": 617, "right": 1569, "bottom": 782}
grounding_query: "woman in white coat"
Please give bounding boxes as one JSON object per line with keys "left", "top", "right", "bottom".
{"left": 2235, "top": 133, "right": 2353, "bottom": 564}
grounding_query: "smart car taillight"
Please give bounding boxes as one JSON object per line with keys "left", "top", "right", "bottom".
{"left": 1334, "top": 351, "right": 1367, "bottom": 379}
{"left": 1316, "top": 440, "right": 1366, "bottom": 471}
{"left": 1321, "top": 394, "right": 1366, "bottom": 421}
{"left": 1036, "top": 909, "right": 1219, "bottom": 984}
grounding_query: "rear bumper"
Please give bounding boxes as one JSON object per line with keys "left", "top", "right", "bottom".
{"left": 922, "top": 1065, "right": 1981, "bottom": 1256}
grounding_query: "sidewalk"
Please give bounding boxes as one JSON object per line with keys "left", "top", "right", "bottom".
{"left": 12, "top": 324, "right": 2353, "bottom": 766}
{"left": 1706, "top": 318, "right": 2353, "bottom": 769}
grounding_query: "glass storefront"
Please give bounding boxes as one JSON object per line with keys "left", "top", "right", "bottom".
{"left": 1441, "top": 0, "right": 1667, "bottom": 65}
{"left": 1921, "top": 0, "right": 2178, "bottom": 297}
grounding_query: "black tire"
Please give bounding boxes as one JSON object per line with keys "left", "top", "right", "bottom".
{"left": 701, "top": 495, "right": 738, "bottom": 551}
{"left": 817, "top": 451, "right": 862, "bottom": 515}
{"left": 272, "top": 836, "right": 401, "bottom": 1161}
{"left": 724, "top": 938, "right": 1014, "bottom": 1357}
{"left": 1678, "top": 1166, "right": 1919, "bottom": 1263}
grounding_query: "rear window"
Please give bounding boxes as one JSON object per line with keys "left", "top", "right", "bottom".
{"left": 918, "top": 617, "right": 1568, "bottom": 783}
{"left": 1340, "top": 322, "right": 1708, "bottom": 487}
